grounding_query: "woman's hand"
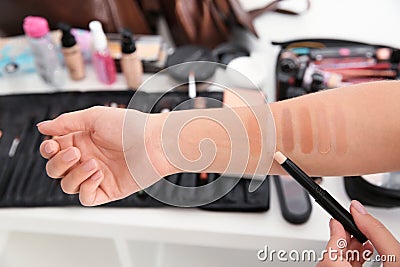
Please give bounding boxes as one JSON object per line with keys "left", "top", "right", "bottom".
{"left": 318, "top": 200, "right": 400, "bottom": 266}
{"left": 37, "top": 106, "right": 174, "bottom": 206}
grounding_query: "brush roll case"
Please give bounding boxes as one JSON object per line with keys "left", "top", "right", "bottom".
{"left": 0, "top": 90, "right": 270, "bottom": 211}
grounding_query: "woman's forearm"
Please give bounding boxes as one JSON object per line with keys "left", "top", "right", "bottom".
{"left": 148, "top": 81, "right": 400, "bottom": 177}
{"left": 147, "top": 105, "right": 272, "bottom": 176}
{"left": 271, "top": 80, "right": 400, "bottom": 176}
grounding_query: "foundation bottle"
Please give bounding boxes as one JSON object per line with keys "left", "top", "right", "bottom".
{"left": 120, "top": 29, "right": 143, "bottom": 89}
{"left": 59, "top": 23, "right": 85, "bottom": 81}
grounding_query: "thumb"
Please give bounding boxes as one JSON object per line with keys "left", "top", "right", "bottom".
{"left": 326, "top": 218, "right": 350, "bottom": 251}
{"left": 37, "top": 107, "right": 102, "bottom": 136}
{"left": 351, "top": 200, "right": 400, "bottom": 257}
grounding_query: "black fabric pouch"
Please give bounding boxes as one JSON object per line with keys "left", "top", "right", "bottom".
{"left": 0, "top": 90, "right": 270, "bottom": 212}
{"left": 199, "top": 174, "right": 270, "bottom": 212}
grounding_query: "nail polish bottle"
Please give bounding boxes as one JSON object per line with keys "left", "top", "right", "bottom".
{"left": 120, "top": 29, "right": 143, "bottom": 89}
{"left": 89, "top": 21, "right": 116, "bottom": 84}
{"left": 59, "top": 23, "right": 85, "bottom": 81}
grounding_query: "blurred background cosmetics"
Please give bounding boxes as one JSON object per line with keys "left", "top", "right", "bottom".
{"left": 0, "top": 36, "right": 36, "bottom": 77}
{"left": 310, "top": 46, "right": 375, "bottom": 60}
{"left": 23, "top": 16, "right": 64, "bottom": 87}
{"left": 302, "top": 63, "right": 343, "bottom": 90}
{"left": 278, "top": 51, "right": 300, "bottom": 75}
{"left": 113, "top": 35, "right": 163, "bottom": 62}
{"left": 107, "top": 34, "right": 167, "bottom": 73}
{"left": 314, "top": 57, "right": 376, "bottom": 69}
{"left": 0, "top": 28, "right": 91, "bottom": 80}
{"left": 376, "top": 47, "right": 392, "bottom": 61}
{"left": 89, "top": 21, "right": 116, "bottom": 85}
{"left": 70, "top": 28, "right": 92, "bottom": 63}
{"left": 120, "top": 29, "right": 143, "bottom": 89}
{"left": 59, "top": 23, "right": 85, "bottom": 81}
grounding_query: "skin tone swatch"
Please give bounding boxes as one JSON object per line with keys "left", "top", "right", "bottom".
{"left": 316, "top": 104, "right": 331, "bottom": 154}
{"left": 279, "top": 103, "right": 347, "bottom": 155}
{"left": 281, "top": 108, "right": 294, "bottom": 152}
{"left": 298, "top": 106, "right": 313, "bottom": 153}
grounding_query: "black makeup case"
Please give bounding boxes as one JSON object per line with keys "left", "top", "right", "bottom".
{"left": 274, "top": 38, "right": 400, "bottom": 207}
{"left": 274, "top": 38, "right": 400, "bottom": 101}
{"left": 0, "top": 90, "right": 270, "bottom": 211}
{"left": 344, "top": 176, "right": 400, "bottom": 208}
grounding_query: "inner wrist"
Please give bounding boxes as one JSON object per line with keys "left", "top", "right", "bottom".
{"left": 145, "top": 112, "right": 180, "bottom": 177}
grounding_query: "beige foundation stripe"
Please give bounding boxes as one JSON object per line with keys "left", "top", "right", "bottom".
{"left": 299, "top": 106, "right": 313, "bottom": 154}
{"left": 281, "top": 108, "right": 294, "bottom": 152}
{"left": 317, "top": 105, "right": 331, "bottom": 154}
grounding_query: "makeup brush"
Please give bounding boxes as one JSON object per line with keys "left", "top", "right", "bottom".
{"left": 5, "top": 113, "right": 48, "bottom": 204}
{"left": 8, "top": 137, "right": 20, "bottom": 158}
{"left": 188, "top": 70, "right": 208, "bottom": 110}
{"left": 15, "top": 110, "right": 52, "bottom": 203}
{"left": 188, "top": 71, "right": 197, "bottom": 99}
{"left": 0, "top": 117, "right": 33, "bottom": 199}
{"left": 274, "top": 151, "right": 368, "bottom": 243}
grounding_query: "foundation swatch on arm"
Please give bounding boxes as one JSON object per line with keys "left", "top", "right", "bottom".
{"left": 298, "top": 106, "right": 313, "bottom": 154}
{"left": 281, "top": 108, "right": 294, "bottom": 152}
{"left": 316, "top": 105, "right": 331, "bottom": 154}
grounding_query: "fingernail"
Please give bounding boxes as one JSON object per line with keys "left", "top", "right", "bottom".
{"left": 62, "top": 148, "right": 78, "bottom": 162}
{"left": 91, "top": 170, "right": 103, "bottom": 181}
{"left": 351, "top": 200, "right": 368, "bottom": 215}
{"left": 37, "top": 120, "right": 51, "bottom": 127}
{"left": 329, "top": 218, "right": 334, "bottom": 229}
{"left": 330, "top": 219, "right": 340, "bottom": 231}
{"left": 83, "top": 159, "right": 97, "bottom": 172}
{"left": 45, "top": 143, "right": 55, "bottom": 154}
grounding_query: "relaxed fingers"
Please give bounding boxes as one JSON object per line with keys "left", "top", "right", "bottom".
{"left": 45, "top": 147, "right": 81, "bottom": 178}
{"left": 60, "top": 159, "right": 99, "bottom": 194}
{"left": 79, "top": 170, "right": 109, "bottom": 206}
